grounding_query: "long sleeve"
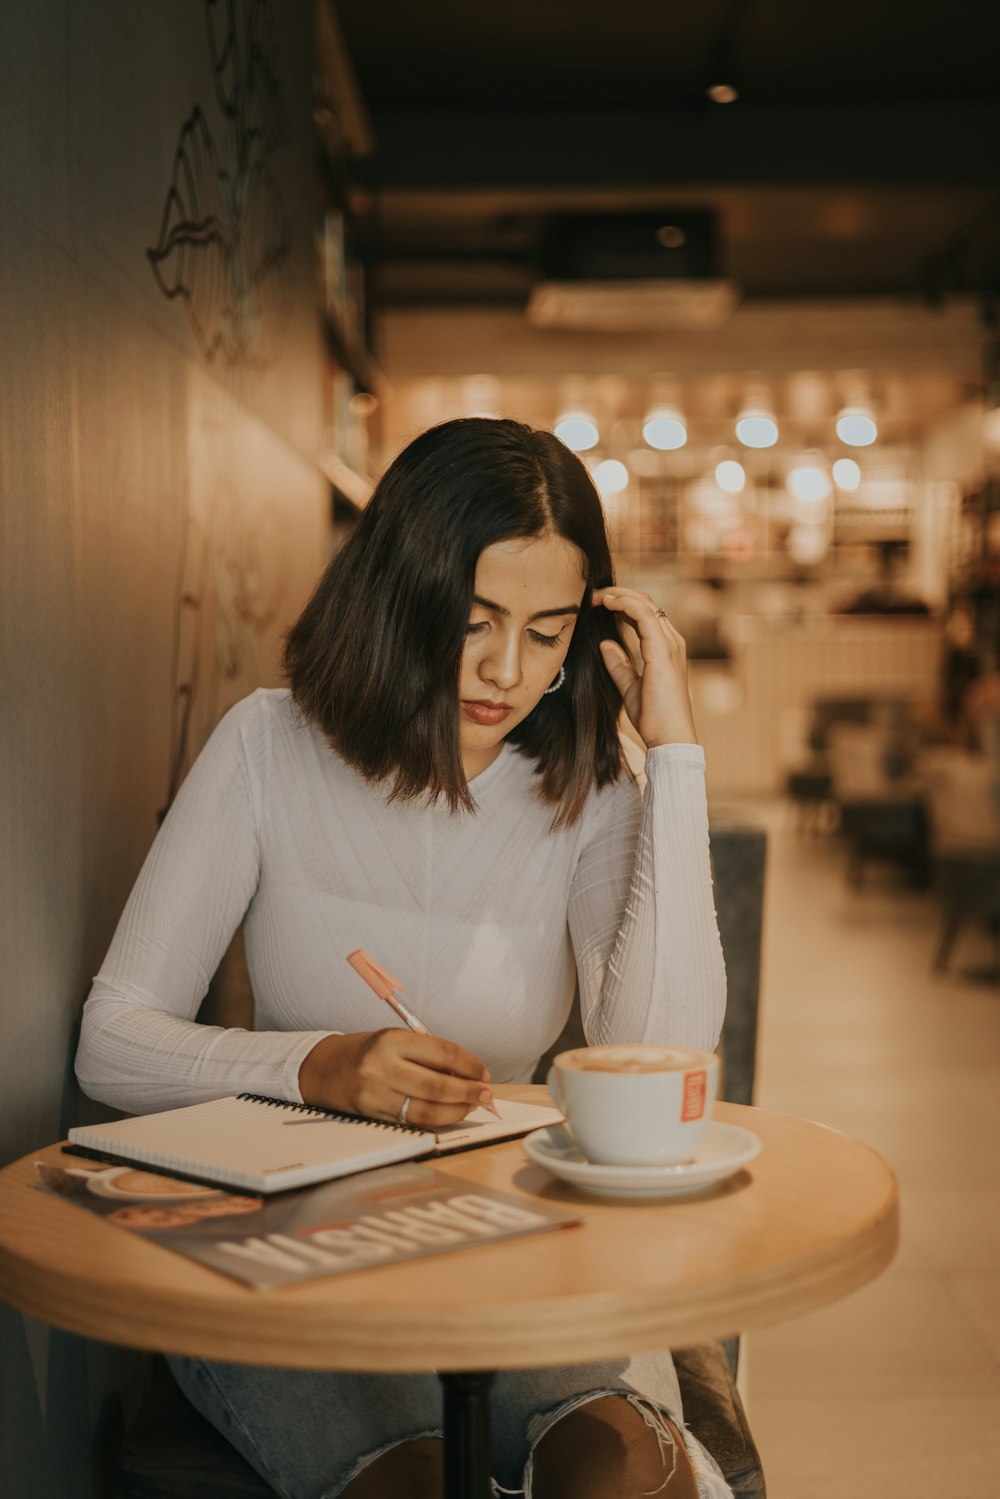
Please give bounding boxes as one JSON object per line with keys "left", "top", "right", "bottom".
{"left": 75, "top": 700, "right": 330, "bottom": 1115}
{"left": 568, "top": 744, "right": 727, "bottom": 1052}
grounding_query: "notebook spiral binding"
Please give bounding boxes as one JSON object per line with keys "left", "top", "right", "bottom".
{"left": 236, "top": 1093, "right": 412, "bottom": 1133}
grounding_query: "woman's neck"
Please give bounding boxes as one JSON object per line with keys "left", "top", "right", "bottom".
{"left": 462, "top": 740, "right": 505, "bottom": 782}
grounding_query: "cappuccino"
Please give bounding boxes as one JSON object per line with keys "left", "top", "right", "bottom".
{"left": 548, "top": 1043, "right": 719, "bottom": 1167}
{"left": 559, "top": 1045, "right": 696, "bottom": 1075}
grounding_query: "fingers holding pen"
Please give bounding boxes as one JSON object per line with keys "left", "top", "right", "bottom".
{"left": 311, "top": 1029, "right": 494, "bottom": 1128}
{"left": 371, "top": 1037, "right": 497, "bottom": 1127}
{"left": 376, "top": 1031, "right": 493, "bottom": 1112}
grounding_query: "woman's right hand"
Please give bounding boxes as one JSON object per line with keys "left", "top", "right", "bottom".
{"left": 297, "top": 1029, "right": 494, "bottom": 1129}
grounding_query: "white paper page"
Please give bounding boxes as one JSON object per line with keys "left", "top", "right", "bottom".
{"left": 433, "top": 1097, "right": 563, "bottom": 1153}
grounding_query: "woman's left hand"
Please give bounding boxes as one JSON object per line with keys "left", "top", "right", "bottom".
{"left": 593, "top": 587, "right": 699, "bottom": 748}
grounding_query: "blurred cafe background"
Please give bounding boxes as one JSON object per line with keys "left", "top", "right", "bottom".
{"left": 2, "top": 2, "right": 1000, "bottom": 1495}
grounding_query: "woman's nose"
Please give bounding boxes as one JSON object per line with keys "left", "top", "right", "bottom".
{"left": 481, "top": 634, "right": 522, "bottom": 690}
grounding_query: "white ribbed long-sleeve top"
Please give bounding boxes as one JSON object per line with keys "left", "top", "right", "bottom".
{"left": 75, "top": 689, "right": 726, "bottom": 1115}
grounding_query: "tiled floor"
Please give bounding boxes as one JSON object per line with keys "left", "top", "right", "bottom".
{"left": 743, "top": 802, "right": 1000, "bottom": 1498}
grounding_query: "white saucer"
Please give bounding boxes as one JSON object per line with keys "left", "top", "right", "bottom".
{"left": 522, "top": 1121, "right": 761, "bottom": 1199}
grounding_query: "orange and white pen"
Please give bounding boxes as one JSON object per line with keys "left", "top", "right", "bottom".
{"left": 346, "top": 949, "right": 501, "bottom": 1118}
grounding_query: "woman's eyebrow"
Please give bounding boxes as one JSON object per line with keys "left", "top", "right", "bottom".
{"left": 473, "top": 594, "right": 581, "bottom": 622}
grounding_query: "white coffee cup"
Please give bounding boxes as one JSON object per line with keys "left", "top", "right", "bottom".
{"left": 547, "top": 1043, "right": 719, "bottom": 1167}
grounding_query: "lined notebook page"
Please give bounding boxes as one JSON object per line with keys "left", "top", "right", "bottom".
{"left": 68, "top": 1096, "right": 432, "bottom": 1193}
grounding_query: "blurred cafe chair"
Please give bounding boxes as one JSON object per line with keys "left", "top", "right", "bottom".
{"left": 783, "top": 696, "right": 921, "bottom": 840}
{"left": 826, "top": 721, "right": 930, "bottom": 889}
{"left": 964, "top": 671, "right": 1000, "bottom": 759}
{"left": 120, "top": 1354, "right": 276, "bottom": 1497}
{"left": 921, "top": 748, "right": 1000, "bottom": 974}
{"left": 810, "top": 695, "right": 879, "bottom": 749}
{"left": 827, "top": 721, "right": 892, "bottom": 801}
{"left": 781, "top": 708, "right": 835, "bottom": 834}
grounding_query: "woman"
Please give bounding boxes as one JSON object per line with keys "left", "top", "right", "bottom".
{"left": 76, "top": 418, "right": 729, "bottom": 1499}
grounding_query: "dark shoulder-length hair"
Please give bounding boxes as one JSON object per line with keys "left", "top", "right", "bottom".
{"left": 284, "top": 417, "right": 629, "bottom": 827}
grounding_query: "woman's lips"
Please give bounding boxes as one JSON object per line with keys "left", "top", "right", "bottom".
{"left": 461, "top": 700, "right": 513, "bottom": 726}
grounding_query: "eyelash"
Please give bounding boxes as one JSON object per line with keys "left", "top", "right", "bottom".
{"left": 465, "top": 622, "right": 563, "bottom": 648}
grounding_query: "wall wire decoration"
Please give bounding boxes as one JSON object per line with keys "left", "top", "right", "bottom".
{"left": 148, "top": 0, "right": 293, "bottom": 367}
{"left": 158, "top": 415, "right": 294, "bottom": 825}
{"left": 152, "top": 1, "right": 302, "bottom": 822}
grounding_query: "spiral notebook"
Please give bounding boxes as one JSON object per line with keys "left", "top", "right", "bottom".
{"left": 65, "top": 1093, "right": 562, "bottom": 1194}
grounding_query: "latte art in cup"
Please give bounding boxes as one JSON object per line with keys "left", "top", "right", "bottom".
{"left": 558, "top": 1045, "right": 696, "bottom": 1074}
{"left": 547, "top": 1043, "right": 720, "bottom": 1167}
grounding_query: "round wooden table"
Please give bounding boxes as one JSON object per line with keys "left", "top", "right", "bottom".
{"left": 0, "top": 1093, "right": 898, "bottom": 1497}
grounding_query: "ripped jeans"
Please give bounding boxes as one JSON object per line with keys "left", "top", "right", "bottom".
{"left": 167, "top": 1352, "right": 734, "bottom": 1499}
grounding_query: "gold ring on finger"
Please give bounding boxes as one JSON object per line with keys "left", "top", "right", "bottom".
{"left": 397, "top": 1095, "right": 412, "bottom": 1127}
{"left": 655, "top": 608, "right": 668, "bottom": 620}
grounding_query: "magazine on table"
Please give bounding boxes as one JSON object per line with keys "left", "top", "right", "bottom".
{"left": 34, "top": 1157, "right": 582, "bottom": 1289}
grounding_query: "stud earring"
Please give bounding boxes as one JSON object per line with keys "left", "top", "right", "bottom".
{"left": 543, "top": 665, "right": 566, "bottom": 695}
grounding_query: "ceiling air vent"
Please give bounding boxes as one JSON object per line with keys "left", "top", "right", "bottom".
{"left": 527, "top": 211, "right": 738, "bottom": 332}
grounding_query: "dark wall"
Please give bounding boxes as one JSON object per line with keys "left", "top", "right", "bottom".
{"left": 0, "top": 4, "right": 328, "bottom": 1492}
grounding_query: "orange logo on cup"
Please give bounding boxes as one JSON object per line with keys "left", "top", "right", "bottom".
{"left": 681, "top": 1069, "right": 707, "bottom": 1122}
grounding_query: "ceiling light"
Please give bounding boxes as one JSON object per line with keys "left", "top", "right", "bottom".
{"left": 642, "top": 410, "right": 688, "bottom": 450}
{"left": 593, "top": 459, "right": 629, "bottom": 495}
{"left": 655, "top": 225, "right": 687, "bottom": 249}
{"left": 788, "top": 465, "right": 832, "bottom": 503}
{"left": 706, "top": 36, "right": 739, "bottom": 104}
{"left": 715, "top": 460, "right": 746, "bottom": 494}
{"left": 735, "top": 409, "right": 779, "bottom": 448}
{"left": 554, "top": 413, "right": 599, "bottom": 452}
{"left": 836, "top": 407, "right": 878, "bottom": 447}
{"left": 833, "top": 457, "right": 861, "bottom": 491}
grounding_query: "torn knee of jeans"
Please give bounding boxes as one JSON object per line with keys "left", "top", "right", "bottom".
{"left": 518, "top": 1390, "right": 734, "bottom": 1499}
{"left": 334, "top": 1428, "right": 444, "bottom": 1498}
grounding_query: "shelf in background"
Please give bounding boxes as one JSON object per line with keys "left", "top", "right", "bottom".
{"left": 314, "top": 0, "right": 374, "bottom": 168}
{"left": 319, "top": 447, "right": 374, "bottom": 509}
{"left": 313, "top": 0, "right": 381, "bottom": 523}
{"left": 322, "top": 308, "right": 384, "bottom": 397}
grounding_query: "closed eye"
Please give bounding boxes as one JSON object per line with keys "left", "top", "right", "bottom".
{"left": 465, "top": 621, "right": 567, "bottom": 647}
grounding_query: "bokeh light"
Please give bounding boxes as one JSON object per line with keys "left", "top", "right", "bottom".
{"left": 642, "top": 411, "right": 688, "bottom": 450}
{"left": 788, "top": 465, "right": 832, "bottom": 503}
{"left": 715, "top": 460, "right": 746, "bottom": 493}
{"left": 833, "top": 457, "right": 861, "bottom": 491}
{"left": 735, "top": 410, "right": 779, "bottom": 448}
{"left": 593, "top": 459, "right": 629, "bottom": 494}
{"left": 554, "top": 413, "right": 600, "bottom": 451}
{"left": 836, "top": 407, "right": 878, "bottom": 447}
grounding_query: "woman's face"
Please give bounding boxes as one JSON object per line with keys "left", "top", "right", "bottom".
{"left": 458, "top": 532, "right": 587, "bottom": 778}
